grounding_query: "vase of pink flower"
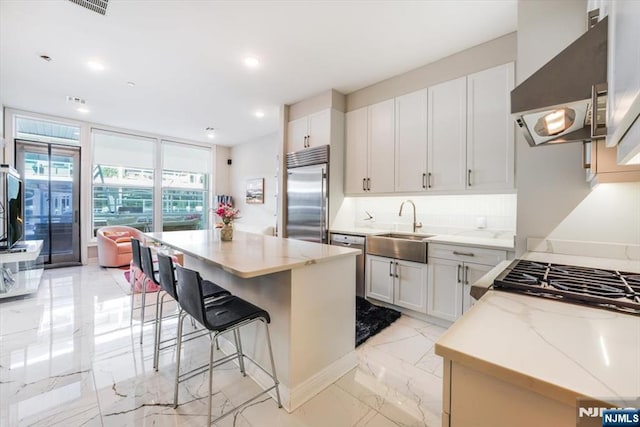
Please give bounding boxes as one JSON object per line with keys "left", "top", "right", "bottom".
{"left": 213, "top": 203, "right": 240, "bottom": 241}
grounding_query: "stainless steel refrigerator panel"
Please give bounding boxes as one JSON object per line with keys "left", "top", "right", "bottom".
{"left": 286, "top": 164, "right": 328, "bottom": 243}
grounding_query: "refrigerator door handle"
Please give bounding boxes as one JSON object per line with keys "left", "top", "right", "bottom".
{"left": 320, "top": 168, "right": 328, "bottom": 243}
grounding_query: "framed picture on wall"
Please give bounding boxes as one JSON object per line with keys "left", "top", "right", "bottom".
{"left": 246, "top": 178, "right": 264, "bottom": 204}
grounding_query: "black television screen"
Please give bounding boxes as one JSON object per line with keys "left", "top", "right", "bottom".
{"left": 7, "top": 173, "right": 23, "bottom": 249}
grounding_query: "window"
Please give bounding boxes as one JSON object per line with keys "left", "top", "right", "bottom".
{"left": 16, "top": 117, "right": 80, "bottom": 145}
{"left": 161, "top": 142, "right": 211, "bottom": 231}
{"left": 92, "top": 130, "right": 155, "bottom": 235}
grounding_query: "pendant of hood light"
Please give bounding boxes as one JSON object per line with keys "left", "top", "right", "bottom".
{"left": 534, "top": 108, "right": 576, "bottom": 137}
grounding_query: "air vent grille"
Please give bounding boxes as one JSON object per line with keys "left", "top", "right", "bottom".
{"left": 66, "top": 96, "right": 87, "bottom": 105}
{"left": 286, "top": 145, "right": 329, "bottom": 169}
{"left": 68, "top": 0, "right": 109, "bottom": 15}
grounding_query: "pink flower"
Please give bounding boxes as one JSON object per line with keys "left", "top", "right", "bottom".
{"left": 212, "top": 203, "right": 240, "bottom": 224}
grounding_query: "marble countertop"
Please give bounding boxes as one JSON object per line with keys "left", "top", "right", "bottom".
{"left": 435, "top": 290, "right": 640, "bottom": 407}
{"left": 329, "top": 227, "right": 515, "bottom": 250}
{"left": 146, "top": 230, "right": 360, "bottom": 279}
{"left": 425, "top": 234, "right": 514, "bottom": 250}
{"left": 440, "top": 241, "right": 640, "bottom": 407}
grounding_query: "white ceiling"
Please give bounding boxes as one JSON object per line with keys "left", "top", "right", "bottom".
{"left": 0, "top": 0, "right": 517, "bottom": 146}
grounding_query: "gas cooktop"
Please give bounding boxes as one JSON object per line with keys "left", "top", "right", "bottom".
{"left": 493, "top": 259, "right": 640, "bottom": 315}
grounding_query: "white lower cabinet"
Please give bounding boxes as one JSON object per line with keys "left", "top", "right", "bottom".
{"left": 366, "top": 255, "right": 427, "bottom": 314}
{"left": 427, "top": 243, "right": 506, "bottom": 322}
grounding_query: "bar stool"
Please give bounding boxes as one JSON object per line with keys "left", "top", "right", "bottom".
{"left": 130, "top": 237, "right": 159, "bottom": 344}
{"left": 129, "top": 237, "right": 144, "bottom": 327}
{"left": 173, "top": 265, "right": 282, "bottom": 424}
{"left": 151, "top": 252, "right": 231, "bottom": 371}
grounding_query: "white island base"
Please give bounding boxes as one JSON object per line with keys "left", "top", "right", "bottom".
{"left": 147, "top": 230, "right": 359, "bottom": 412}
{"left": 186, "top": 256, "right": 357, "bottom": 411}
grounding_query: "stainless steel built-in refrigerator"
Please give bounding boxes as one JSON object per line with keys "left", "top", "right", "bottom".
{"left": 286, "top": 145, "right": 329, "bottom": 244}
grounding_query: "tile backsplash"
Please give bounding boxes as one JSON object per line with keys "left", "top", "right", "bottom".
{"left": 333, "top": 194, "right": 517, "bottom": 234}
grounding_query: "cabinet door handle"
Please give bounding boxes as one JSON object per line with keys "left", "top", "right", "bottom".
{"left": 367, "top": 178, "right": 371, "bottom": 191}
{"left": 591, "top": 83, "right": 607, "bottom": 139}
{"left": 467, "top": 169, "right": 472, "bottom": 187}
{"left": 457, "top": 264, "right": 462, "bottom": 283}
{"left": 362, "top": 178, "right": 367, "bottom": 191}
{"left": 453, "top": 251, "right": 475, "bottom": 257}
{"left": 582, "top": 141, "right": 592, "bottom": 169}
{"left": 395, "top": 262, "right": 399, "bottom": 278}
{"left": 389, "top": 261, "right": 393, "bottom": 277}
{"left": 422, "top": 173, "right": 427, "bottom": 189}
{"left": 465, "top": 265, "right": 469, "bottom": 285}
{"left": 427, "top": 172, "right": 432, "bottom": 188}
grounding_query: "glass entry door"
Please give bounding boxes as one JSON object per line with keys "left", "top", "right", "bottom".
{"left": 15, "top": 140, "right": 81, "bottom": 266}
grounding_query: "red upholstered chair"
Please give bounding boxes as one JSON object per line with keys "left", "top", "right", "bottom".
{"left": 97, "top": 225, "right": 146, "bottom": 267}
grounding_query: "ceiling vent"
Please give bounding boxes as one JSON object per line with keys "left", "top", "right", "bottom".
{"left": 68, "top": 0, "right": 109, "bottom": 15}
{"left": 66, "top": 96, "right": 87, "bottom": 105}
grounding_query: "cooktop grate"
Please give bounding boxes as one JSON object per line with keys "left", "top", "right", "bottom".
{"left": 493, "top": 259, "right": 640, "bottom": 315}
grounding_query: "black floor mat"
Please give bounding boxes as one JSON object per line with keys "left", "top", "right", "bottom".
{"left": 356, "top": 296, "right": 401, "bottom": 347}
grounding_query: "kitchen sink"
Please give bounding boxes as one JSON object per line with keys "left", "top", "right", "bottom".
{"left": 366, "top": 233, "right": 432, "bottom": 264}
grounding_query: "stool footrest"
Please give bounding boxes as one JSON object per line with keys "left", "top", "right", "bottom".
{"left": 212, "top": 384, "right": 281, "bottom": 424}
{"left": 177, "top": 351, "right": 240, "bottom": 384}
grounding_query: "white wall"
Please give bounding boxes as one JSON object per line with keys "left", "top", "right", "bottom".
{"left": 347, "top": 32, "right": 517, "bottom": 111}
{"left": 515, "top": 0, "right": 640, "bottom": 254}
{"left": 333, "top": 194, "right": 517, "bottom": 235}
{"left": 229, "top": 133, "right": 278, "bottom": 234}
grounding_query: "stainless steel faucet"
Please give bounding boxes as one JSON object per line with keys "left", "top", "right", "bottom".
{"left": 398, "top": 200, "right": 423, "bottom": 233}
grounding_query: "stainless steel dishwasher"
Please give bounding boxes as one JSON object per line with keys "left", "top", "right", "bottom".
{"left": 330, "top": 233, "right": 365, "bottom": 297}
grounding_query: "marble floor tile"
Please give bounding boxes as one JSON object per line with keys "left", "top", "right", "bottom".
{"left": 0, "top": 263, "right": 448, "bottom": 426}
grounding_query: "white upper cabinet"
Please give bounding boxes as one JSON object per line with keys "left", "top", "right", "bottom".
{"left": 607, "top": 0, "right": 640, "bottom": 164}
{"left": 286, "top": 108, "right": 331, "bottom": 153}
{"left": 287, "top": 116, "right": 309, "bottom": 153}
{"left": 345, "top": 107, "right": 369, "bottom": 194}
{"left": 344, "top": 63, "right": 514, "bottom": 195}
{"left": 395, "top": 89, "right": 428, "bottom": 192}
{"left": 368, "top": 99, "right": 395, "bottom": 193}
{"left": 466, "top": 62, "right": 515, "bottom": 190}
{"left": 428, "top": 76, "right": 467, "bottom": 191}
{"left": 345, "top": 100, "right": 395, "bottom": 194}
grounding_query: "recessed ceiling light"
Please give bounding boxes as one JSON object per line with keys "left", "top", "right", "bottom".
{"left": 40, "top": 55, "right": 52, "bottom": 62}
{"left": 126, "top": 81, "right": 136, "bottom": 87}
{"left": 205, "top": 127, "right": 215, "bottom": 139}
{"left": 87, "top": 60, "right": 105, "bottom": 71}
{"left": 77, "top": 107, "right": 90, "bottom": 114}
{"left": 244, "top": 56, "right": 260, "bottom": 68}
{"left": 255, "top": 111, "right": 265, "bottom": 118}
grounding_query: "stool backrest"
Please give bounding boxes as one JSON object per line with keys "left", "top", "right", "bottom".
{"left": 157, "top": 253, "right": 178, "bottom": 301}
{"left": 140, "top": 245, "right": 159, "bottom": 285}
{"left": 131, "top": 237, "right": 142, "bottom": 270}
{"left": 174, "top": 265, "right": 206, "bottom": 325}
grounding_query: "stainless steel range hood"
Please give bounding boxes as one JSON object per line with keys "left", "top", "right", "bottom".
{"left": 511, "top": 16, "right": 608, "bottom": 147}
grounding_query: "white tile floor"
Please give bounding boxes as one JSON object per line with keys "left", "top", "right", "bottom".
{"left": 0, "top": 264, "right": 447, "bottom": 426}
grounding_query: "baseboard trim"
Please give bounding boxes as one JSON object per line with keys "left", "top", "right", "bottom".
{"left": 218, "top": 337, "right": 357, "bottom": 412}
{"left": 288, "top": 350, "right": 358, "bottom": 411}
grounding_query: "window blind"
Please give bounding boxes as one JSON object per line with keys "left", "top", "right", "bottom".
{"left": 162, "top": 141, "right": 211, "bottom": 174}
{"left": 92, "top": 129, "right": 154, "bottom": 169}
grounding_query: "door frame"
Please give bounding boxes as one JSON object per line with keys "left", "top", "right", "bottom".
{"left": 15, "top": 139, "right": 82, "bottom": 267}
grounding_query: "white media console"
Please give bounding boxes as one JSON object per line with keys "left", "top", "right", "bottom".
{"left": 0, "top": 240, "right": 44, "bottom": 300}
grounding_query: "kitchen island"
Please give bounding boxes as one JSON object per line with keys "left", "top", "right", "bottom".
{"left": 145, "top": 229, "right": 360, "bottom": 412}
